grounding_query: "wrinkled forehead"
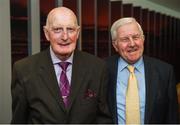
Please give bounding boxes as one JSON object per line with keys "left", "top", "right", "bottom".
{"left": 117, "top": 22, "right": 141, "bottom": 36}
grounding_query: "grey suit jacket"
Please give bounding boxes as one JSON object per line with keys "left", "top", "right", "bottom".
{"left": 106, "top": 55, "right": 179, "bottom": 124}
{"left": 11, "top": 48, "right": 112, "bottom": 123}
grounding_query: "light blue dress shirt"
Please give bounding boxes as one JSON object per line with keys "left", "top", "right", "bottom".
{"left": 49, "top": 46, "right": 73, "bottom": 86}
{"left": 116, "top": 57, "right": 145, "bottom": 124}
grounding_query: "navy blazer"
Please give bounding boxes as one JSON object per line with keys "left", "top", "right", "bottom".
{"left": 106, "top": 55, "right": 179, "bottom": 124}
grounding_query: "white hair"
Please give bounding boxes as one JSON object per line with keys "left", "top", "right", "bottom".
{"left": 110, "top": 17, "right": 144, "bottom": 42}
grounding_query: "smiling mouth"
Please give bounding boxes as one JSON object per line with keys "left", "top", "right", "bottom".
{"left": 59, "top": 43, "right": 70, "bottom": 46}
{"left": 128, "top": 49, "right": 137, "bottom": 53}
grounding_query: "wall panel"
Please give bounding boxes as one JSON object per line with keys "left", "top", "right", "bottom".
{"left": 97, "top": 0, "right": 109, "bottom": 58}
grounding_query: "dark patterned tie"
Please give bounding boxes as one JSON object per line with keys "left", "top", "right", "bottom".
{"left": 59, "top": 62, "right": 70, "bottom": 108}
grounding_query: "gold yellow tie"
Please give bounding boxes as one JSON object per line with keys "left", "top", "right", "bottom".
{"left": 126, "top": 65, "right": 140, "bottom": 124}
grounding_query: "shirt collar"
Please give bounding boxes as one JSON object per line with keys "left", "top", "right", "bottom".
{"left": 50, "top": 46, "right": 74, "bottom": 65}
{"left": 134, "top": 57, "right": 143, "bottom": 72}
{"left": 118, "top": 57, "right": 128, "bottom": 72}
{"left": 118, "top": 57, "right": 144, "bottom": 72}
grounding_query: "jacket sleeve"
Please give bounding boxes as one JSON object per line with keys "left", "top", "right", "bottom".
{"left": 167, "top": 66, "right": 179, "bottom": 123}
{"left": 96, "top": 63, "right": 113, "bottom": 123}
{"left": 11, "top": 62, "right": 29, "bottom": 123}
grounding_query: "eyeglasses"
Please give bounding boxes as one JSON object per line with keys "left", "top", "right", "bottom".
{"left": 117, "top": 34, "right": 143, "bottom": 43}
{"left": 50, "top": 26, "right": 79, "bottom": 35}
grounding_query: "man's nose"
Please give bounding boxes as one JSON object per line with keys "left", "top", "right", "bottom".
{"left": 61, "top": 30, "right": 68, "bottom": 40}
{"left": 129, "top": 37, "right": 135, "bottom": 46}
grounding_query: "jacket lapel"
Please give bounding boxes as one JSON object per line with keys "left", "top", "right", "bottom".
{"left": 107, "top": 55, "right": 119, "bottom": 123}
{"left": 67, "top": 50, "right": 86, "bottom": 112}
{"left": 37, "top": 49, "right": 66, "bottom": 112}
{"left": 144, "top": 56, "right": 159, "bottom": 123}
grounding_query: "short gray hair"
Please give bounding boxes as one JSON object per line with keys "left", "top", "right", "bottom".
{"left": 110, "top": 17, "right": 144, "bottom": 42}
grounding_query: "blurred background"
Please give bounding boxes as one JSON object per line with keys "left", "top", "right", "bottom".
{"left": 0, "top": 0, "right": 180, "bottom": 123}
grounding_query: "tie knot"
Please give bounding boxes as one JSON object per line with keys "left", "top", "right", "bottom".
{"left": 127, "top": 65, "right": 135, "bottom": 73}
{"left": 59, "top": 62, "right": 70, "bottom": 71}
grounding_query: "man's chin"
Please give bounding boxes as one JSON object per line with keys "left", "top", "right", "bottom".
{"left": 59, "top": 52, "right": 71, "bottom": 56}
{"left": 128, "top": 58, "right": 141, "bottom": 64}
{"left": 54, "top": 51, "right": 73, "bottom": 60}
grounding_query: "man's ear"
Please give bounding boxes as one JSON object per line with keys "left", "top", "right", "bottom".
{"left": 112, "top": 41, "right": 118, "bottom": 52}
{"left": 142, "top": 34, "right": 145, "bottom": 41}
{"left": 43, "top": 26, "right": 50, "bottom": 41}
{"left": 76, "top": 26, "right": 80, "bottom": 38}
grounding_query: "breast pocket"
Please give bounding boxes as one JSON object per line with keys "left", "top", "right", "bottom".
{"left": 81, "top": 96, "right": 97, "bottom": 105}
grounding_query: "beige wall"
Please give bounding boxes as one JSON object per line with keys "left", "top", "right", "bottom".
{"left": 111, "top": 0, "right": 180, "bottom": 19}
{"left": 0, "top": 0, "right": 12, "bottom": 123}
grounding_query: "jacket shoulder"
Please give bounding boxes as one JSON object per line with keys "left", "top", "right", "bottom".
{"left": 13, "top": 50, "right": 48, "bottom": 71}
{"left": 75, "top": 50, "right": 106, "bottom": 66}
{"left": 144, "top": 56, "right": 173, "bottom": 69}
{"left": 105, "top": 55, "right": 119, "bottom": 67}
